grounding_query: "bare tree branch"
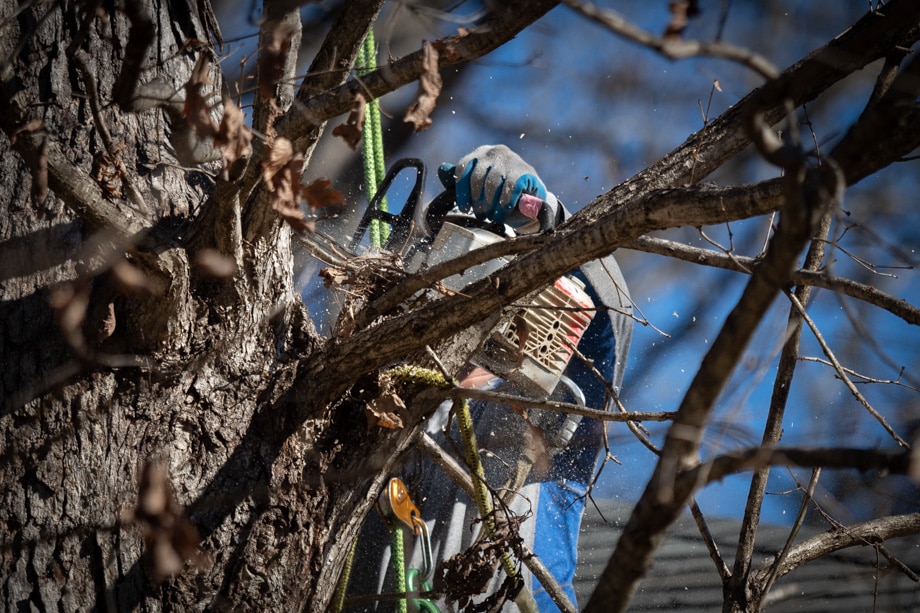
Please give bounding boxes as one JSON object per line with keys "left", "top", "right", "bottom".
{"left": 756, "top": 468, "right": 821, "bottom": 611}
{"left": 417, "top": 433, "right": 579, "bottom": 613}
{"left": 625, "top": 235, "right": 920, "bottom": 327}
{"left": 583, "top": 153, "right": 843, "bottom": 611}
{"left": 830, "top": 50, "right": 920, "bottom": 174}
{"left": 568, "top": 0, "right": 920, "bottom": 196}
{"left": 682, "top": 446, "right": 911, "bottom": 490}
{"left": 750, "top": 512, "right": 920, "bottom": 593}
{"left": 729, "top": 187, "right": 835, "bottom": 604}
{"left": 562, "top": 0, "right": 780, "bottom": 80}
{"left": 291, "top": 0, "right": 386, "bottom": 162}
{"left": 449, "top": 387, "right": 676, "bottom": 423}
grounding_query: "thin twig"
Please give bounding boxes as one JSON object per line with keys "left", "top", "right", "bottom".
{"left": 449, "top": 387, "right": 676, "bottom": 422}
{"left": 73, "top": 50, "right": 149, "bottom": 218}
{"left": 759, "top": 468, "right": 821, "bottom": 605}
{"left": 786, "top": 291, "right": 910, "bottom": 447}
{"left": 688, "top": 498, "right": 731, "bottom": 581}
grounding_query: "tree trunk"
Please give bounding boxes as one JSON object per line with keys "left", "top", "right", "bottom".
{"left": 0, "top": 1, "right": 365, "bottom": 610}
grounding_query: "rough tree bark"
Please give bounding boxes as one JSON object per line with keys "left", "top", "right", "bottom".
{"left": 1, "top": 1, "right": 918, "bottom": 612}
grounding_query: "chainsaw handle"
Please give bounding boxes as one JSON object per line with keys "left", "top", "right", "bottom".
{"left": 349, "top": 158, "right": 427, "bottom": 251}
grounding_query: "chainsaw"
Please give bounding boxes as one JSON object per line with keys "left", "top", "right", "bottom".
{"left": 348, "top": 158, "right": 595, "bottom": 400}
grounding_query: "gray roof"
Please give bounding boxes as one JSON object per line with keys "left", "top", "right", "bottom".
{"left": 575, "top": 500, "right": 919, "bottom": 611}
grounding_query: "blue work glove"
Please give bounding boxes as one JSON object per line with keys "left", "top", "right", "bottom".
{"left": 438, "top": 144, "right": 555, "bottom": 229}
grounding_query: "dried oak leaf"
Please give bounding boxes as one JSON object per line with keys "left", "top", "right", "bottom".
{"left": 664, "top": 0, "right": 701, "bottom": 40}
{"left": 122, "top": 461, "right": 209, "bottom": 583}
{"left": 319, "top": 266, "right": 348, "bottom": 288}
{"left": 183, "top": 54, "right": 218, "bottom": 139}
{"left": 331, "top": 94, "right": 366, "bottom": 150}
{"left": 433, "top": 30, "right": 466, "bottom": 63}
{"left": 404, "top": 42, "right": 442, "bottom": 131}
{"left": 49, "top": 280, "right": 90, "bottom": 341}
{"left": 263, "top": 139, "right": 298, "bottom": 201}
{"left": 194, "top": 249, "right": 238, "bottom": 278}
{"left": 213, "top": 97, "right": 252, "bottom": 166}
{"left": 263, "top": 137, "right": 296, "bottom": 184}
{"left": 301, "top": 178, "right": 344, "bottom": 210}
{"left": 259, "top": 21, "right": 297, "bottom": 102}
{"left": 263, "top": 138, "right": 315, "bottom": 233}
{"left": 275, "top": 200, "right": 314, "bottom": 235}
{"left": 511, "top": 312, "right": 530, "bottom": 370}
{"left": 525, "top": 423, "right": 551, "bottom": 479}
{"left": 434, "top": 514, "right": 525, "bottom": 610}
{"left": 365, "top": 389, "right": 406, "bottom": 430}
{"left": 111, "top": 259, "right": 166, "bottom": 295}
{"left": 96, "top": 302, "right": 117, "bottom": 343}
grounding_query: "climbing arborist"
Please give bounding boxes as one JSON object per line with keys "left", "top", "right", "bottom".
{"left": 346, "top": 145, "right": 633, "bottom": 611}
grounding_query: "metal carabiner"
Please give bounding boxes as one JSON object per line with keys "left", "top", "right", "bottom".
{"left": 377, "top": 478, "right": 434, "bottom": 581}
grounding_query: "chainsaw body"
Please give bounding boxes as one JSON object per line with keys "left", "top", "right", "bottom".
{"left": 350, "top": 159, "right": 595, "bottom": 396}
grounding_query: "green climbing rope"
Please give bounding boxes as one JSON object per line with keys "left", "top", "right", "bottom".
{"left": 357, "top": 30, "right": 389, "bottom": 248}
{"left": 392, "top": 525, "right": 409, "bottom": 613}
{"left": 330, "top": 539, "right": 357, "bottom": 612}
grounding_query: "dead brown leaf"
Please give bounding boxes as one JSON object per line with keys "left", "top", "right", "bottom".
{"left": 331, "top": 94, "right": 366, "bottom": 150}
{"left": 96, "top": 302, "right": 117, "bottom": 344}
{"left": 263, "top": 137, "right": 295, "bottom": 185}
{"left": 525, "top": 424, "right": 551, "bottom": 479}
{"left": 111, "top": 259, "right": 166, "bottom": 295}
{"left": 194, "top": 249, "right": 238, "bottom": 278}
{"left": 404, "top": 42, "right": 442, "bottom": 131}
{"left": 319, "top": 266, "right": 349, "bottom": 288}
{"left": 434, "top": 513, "right": 525, "bottom": 611}
{"left": 263, "top": 138, "right": 314, "bottom": 233}
{"left": 49, "top": 281, "right": 90, "bottom": 340}
{"left": 276, "top": 203, "right": 315, "bottom": 234}
{"left": 664, "top": 0, "right": 701, "bottom": 40}
{"left": 258, "top": 21, "right": 297, "bottom": 102}
{"left": 433, "top": 32, "right": 466, "bottom": 63}
{"left": 183, "top": 54, "right": 218, "bottom": 139}
{"left": 213, "top": 97, "right": 252, "bottom": 166}
{"left": 10, "top": 118, "right": 45, "bottom": 145}
{"left": 365, "top": 389, "right": 406, "bottom": 429}
{"left": 511, "top": 313, "right": 530, "bottom": 370}
{"left": 301, "top": 178, "right": 344, "bottom": 210}
{"left": 123, "top": 461, "right": 210, "bottom": 583}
